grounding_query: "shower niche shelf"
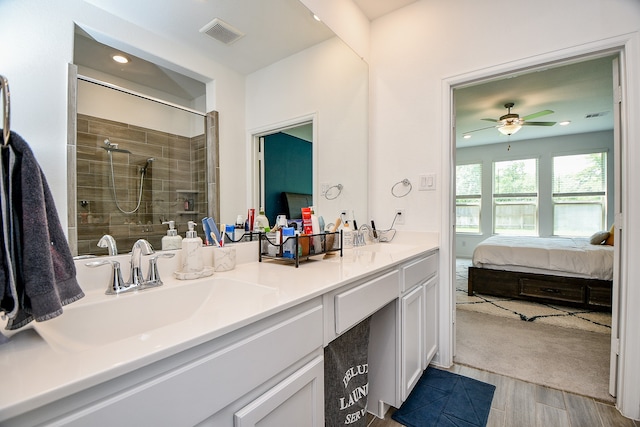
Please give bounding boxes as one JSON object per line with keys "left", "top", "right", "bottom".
{"left": 176, "top": 189, "right": 199, "bottom": 214}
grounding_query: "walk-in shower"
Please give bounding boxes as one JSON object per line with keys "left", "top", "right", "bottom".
{"left": 104, "top": 138, "right": 153, "bottom": 214}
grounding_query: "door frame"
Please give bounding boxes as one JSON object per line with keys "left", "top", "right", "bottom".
{"left": 248, "top": 113, "right": 317, "bottom": 217}
{"left": 439, "top": 33, "right": 640, "bottom": 418}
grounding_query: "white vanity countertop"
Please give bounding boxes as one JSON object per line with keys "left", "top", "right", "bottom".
{"left": 0, "top": 232, "right": 438, "bottom": 422}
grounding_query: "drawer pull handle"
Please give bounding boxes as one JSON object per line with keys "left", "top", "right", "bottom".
{"left": 542, "top": 288, "right": 561, "bottom": 294}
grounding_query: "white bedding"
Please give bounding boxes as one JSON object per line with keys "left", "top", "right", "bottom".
{"left": 472, "top": 235, "right": 614, "bottom": 281}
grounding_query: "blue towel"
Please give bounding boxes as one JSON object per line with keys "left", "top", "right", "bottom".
{"left": 0, "top": 130, "right": 84, "bottom": 330}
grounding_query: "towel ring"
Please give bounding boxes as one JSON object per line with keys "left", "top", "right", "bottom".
{"left": 391, "top": 178, "right": 412, "bottom": 198}
{"left": 324, "top": 183, "right": 343, "bottom": 200}
{"left": 1, "top": 75, "right": 9, "bottom": 147}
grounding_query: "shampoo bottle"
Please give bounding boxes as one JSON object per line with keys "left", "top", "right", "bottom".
{"left": 161, "top": 220, "right": 182, "bottom": 250}
{"left": 181, "top": 220, "right": 204, "bottom": 273}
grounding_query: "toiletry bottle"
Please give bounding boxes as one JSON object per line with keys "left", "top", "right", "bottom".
{"left": 282, "top": 227, "right": 296, "bottom": 258}
{"left": 248, "top": 208, "right": 255, "bottom": 232}
{"left": 310, "top": 206, "right": 322, "bottom": 253}
{"left": 342, "top": 221, "right": 354, "bottom": 248}
{"left": 254, "top": 207, "right": 270, "bottom": 232}
{"left": 161, "top": 220, "right": 183, "bottom": 250}
{"left": 234, "top": 214, "right": 245, "bottom": 241}
{"left": 181, "top": 221, "right": 204, "bottom": 273}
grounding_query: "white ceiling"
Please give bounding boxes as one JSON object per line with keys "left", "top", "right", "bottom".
{"left": 75, "top": 0, "right": 417, "bottom": 101}
{"left": 76, "top": 0, "right": 613, "bottom": 149}
{"left": 455, "top": 55, "right": 615, "bottom": 148}
{"left": 81, "top": 0, "right": 335, "bottom": 76}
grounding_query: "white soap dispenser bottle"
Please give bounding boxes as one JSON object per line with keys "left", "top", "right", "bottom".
{"left": 161, "top": 220, "right": 183, "bottom": 250}
{"left": 181, "top": 220, "right": 204, "bottom": 273}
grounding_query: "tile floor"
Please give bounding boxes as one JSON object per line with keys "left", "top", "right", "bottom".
{"left": 365, "top": 364, "right": 638, "bottom": 427}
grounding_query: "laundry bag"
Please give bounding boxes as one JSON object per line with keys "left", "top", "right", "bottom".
{"left": 324, "top": 317, "right": 371, "bottom": 427}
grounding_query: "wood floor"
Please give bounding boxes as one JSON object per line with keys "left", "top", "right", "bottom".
{"left": 366, "top": 365, "right": 638, "bottom": 427}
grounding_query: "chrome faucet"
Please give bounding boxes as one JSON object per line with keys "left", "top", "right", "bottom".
{"left": 129, "top": 239, "right": 154, "bottom": 287}
{"left": 97, "top": 234, "right": 118, "bottom": 256}
{"left": 146, "top": 252, "right": 176, "bottom": 287}
{"left": 85, "top": 259, "right": 134, "bottom": 295}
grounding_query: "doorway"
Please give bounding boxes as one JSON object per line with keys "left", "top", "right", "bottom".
{"left": 449, "top": 52, "right": 622, "bottom": 402}
{"left": 251, "top": 117, "right": 316, "bottom": 225}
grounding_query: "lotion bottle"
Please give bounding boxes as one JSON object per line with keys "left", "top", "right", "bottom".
{"left": 161, "top": 220, "right": 182, "bottom": 250}
{"left": 181, "top": 220, "right": 204, "bottom": 273}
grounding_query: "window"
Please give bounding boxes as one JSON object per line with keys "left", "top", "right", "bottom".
{"left": 493, "top": 158, "right": 538, "bottom": 235}
{"left": 456, "top": 163, "right": 482, "bottom": 233}
{"left": 552, "top": 152, "right": 606, "bottom": 236}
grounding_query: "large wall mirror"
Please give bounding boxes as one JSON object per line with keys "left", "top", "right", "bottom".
{"left": 69, "top": 0, "right": 368, "bottom": 256}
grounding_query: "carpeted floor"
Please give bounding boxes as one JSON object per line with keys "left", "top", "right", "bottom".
{"left": 455, "top": 258, "right": 611, "bottom": 334}
{"left": 455, "top": 258, "right": 613, "bottom": 403}
{"left": 455, "top": 309, "right": 613, "bottom": 403}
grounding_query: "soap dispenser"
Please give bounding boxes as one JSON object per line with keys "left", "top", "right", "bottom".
{"left": 181, "top": 220, "right": 204, "bottom": 273}
{"left": 161, "top": 220, "right": 182, "bottom": 250}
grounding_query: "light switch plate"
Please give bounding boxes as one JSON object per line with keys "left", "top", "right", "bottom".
{"left": 419, "top": 173, "right": 436, "bottom": 191}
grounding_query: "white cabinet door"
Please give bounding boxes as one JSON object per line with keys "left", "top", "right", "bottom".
{"left": 400, "top": 285, "right": 425, "bottom": 402}
{"left": 234, "top": 356, "right": 324, "bottom": 427}
{"left": 424, "top": 274, "right": 438, "bottom": 367}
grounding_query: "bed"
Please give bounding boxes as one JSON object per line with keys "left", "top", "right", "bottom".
{"left": 468, "top": 235, "right": 614, "bottom": 311}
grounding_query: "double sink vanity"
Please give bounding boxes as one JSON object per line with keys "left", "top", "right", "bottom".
{"left": 0, "top": 233, "right": 439, "bottom": 426}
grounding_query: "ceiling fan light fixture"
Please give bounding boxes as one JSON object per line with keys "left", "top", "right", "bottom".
{"left": 498, "top": 122, "right": 522, "bottom": 135}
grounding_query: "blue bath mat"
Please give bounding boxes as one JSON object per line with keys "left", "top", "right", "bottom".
{"left": 391, "top": 368, "right": 495, "bottom": 427}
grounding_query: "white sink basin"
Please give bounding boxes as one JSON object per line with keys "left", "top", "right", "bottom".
{"left": 33, "top": 278, "right": 278, "bottom": 353}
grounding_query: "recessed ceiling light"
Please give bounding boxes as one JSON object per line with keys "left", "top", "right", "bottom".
{"left": 112, "top": 54, "right": 129, "bottom": 64}
{"left": 311, "top": 12, "right": 321, "bottom": 22}
{"left": 463, "top": 134, "right": 472, "bottom": 139}
{"left": 559, "top": 120, "right": 571, "bottom": 126}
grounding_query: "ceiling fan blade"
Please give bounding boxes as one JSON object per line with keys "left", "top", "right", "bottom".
{"left": 481, "top": 118, "right": 498, "bottom": 123}
{"left": 463, "top": 125, "right": 497, "bottom": 134}
{"left": 522, "top": 109, "right": 554, "bottom": 120}
{"left": 522, "top": 121, "right": 556, "bottom": 126}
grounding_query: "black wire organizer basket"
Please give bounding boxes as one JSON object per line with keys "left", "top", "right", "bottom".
{"left": 259, "top": 230, "right": 343, "bottom": 267}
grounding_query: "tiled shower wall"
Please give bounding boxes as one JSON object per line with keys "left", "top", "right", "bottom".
{"left": 76, "top": 114, "right": 206, "bottom": 255}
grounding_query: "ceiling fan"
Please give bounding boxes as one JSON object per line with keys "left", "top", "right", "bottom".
{"left": 466, "top": 102, "right": 556, "bottom": 136}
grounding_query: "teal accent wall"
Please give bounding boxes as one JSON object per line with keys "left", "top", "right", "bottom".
{"left": 264, "top": 133, "right": 312, "bottom": 224}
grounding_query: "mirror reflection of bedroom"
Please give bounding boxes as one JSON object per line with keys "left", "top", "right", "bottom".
{"left": 453, "top": 54, "right": 617, "bottom": 404}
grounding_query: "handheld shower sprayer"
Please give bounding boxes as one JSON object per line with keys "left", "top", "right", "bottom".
{"left": 141, "top": 158, "right": 155, "bottom": 175}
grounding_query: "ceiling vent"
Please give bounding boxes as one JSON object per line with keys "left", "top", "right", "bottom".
{"left": 585, "top": 111, "right": 609, "bottom": 119}
{"left": 199, "top": 18, "right": 245, "bottom": 45}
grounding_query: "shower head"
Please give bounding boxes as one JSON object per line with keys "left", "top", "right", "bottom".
{"left": 140, "top": 158, "right": 155, "bottom": 174}
{"left": 103, "top": 138, "right": 132, "bottom": 154}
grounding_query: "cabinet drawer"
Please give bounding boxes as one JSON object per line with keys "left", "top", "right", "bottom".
{"left": 402, "top": 253, "right": 437, "bottom": 292}
{"left": 519, "top": 278, "right": 585, "bottom": 304}
{"left": 335, "top": 270, "right": 399, "bottom": 334}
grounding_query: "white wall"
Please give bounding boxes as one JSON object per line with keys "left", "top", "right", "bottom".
{"left": 456, "top": 131, "right": 614, "bottom": 258}
{"left": 0, "top": 0, "right": 246, "bottom": 232}
{"left": 246, "top": 36, "right": 369, "bottom": 224}
{"left": 369, "top": 0, "right": 640, "bottom": 418}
